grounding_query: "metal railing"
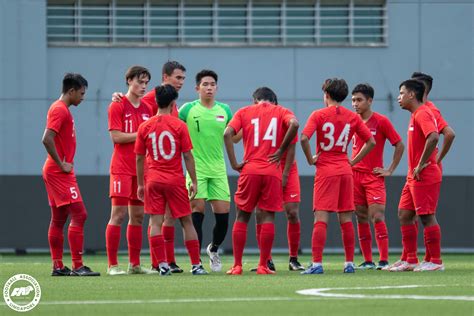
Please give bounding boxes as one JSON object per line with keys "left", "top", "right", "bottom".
{"left": 47, "top": 0, "right": 387, "bottom": 46}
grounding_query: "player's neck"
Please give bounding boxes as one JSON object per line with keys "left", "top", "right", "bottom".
{"left": 327, "top": 100, "right": 341, "bottom": 107}
{"left": 360, "top": 109, "right": 373, "bottom": 121}
{"left": 157, "top": 106, "right": 172, "bottom": 115}
{"left": 126, "top": 92, "right": 141, "bottom": 108}
{"left": 409, "top": 102, "right": 423, "bottom": 113}
{"left": 200, "top": 98, "right": 215, "bottom": 108}
{"left": 59, "top": 94, "right": 73, "bottom": 107}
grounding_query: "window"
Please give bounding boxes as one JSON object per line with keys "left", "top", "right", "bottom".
{"left": 47, "top": 0, "right": 387, "bottom": 46}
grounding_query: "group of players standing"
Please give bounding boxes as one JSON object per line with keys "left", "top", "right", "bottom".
{"left": 41, "top": 60, "right": 454, "bottom": 277}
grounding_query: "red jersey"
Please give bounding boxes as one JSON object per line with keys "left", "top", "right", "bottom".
{"left": 135, "top": 114, "right": 192, "bottom": 185}
{"left": 228, "top": 102, "right": 295, "bottom": 179}
{"left": 352, "top": 112, "right": 402, "bottom": 173}
{"left": 142, "top": 90, "right": 179, "bottom": 117}
{"left": 108, "top": 96, "right": 152, "bottom": 175}
{"left": 406, "top": 105, "right": 442, "bottom": 185}
{"left": 43, "top": 100, "right": 76, "bottom": 174}
{"left": 302, "top": 105, "right": 372, "bottom": 177}
{"left": 425, "top": 101, "right": 448, "bottom": 133}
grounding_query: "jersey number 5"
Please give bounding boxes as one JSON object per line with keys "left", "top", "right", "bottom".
{"left": 149, "top": 131, "right": 176, "bottom": 160}
{"left": 251, "top": 117, "right": 277, "bottom": 147}
{"left": 320, "top": 122, "right": 350, "bottom": 152}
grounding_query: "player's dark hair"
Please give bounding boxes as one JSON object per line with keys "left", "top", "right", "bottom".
{"left": 252, "top": 87, "right": 278, "bottom": 105}
{"left": 195, "top": 69, "right": 218, "bottom": 85}
{"left": 399, "top": 79, "right": 425, "bottom": 103}
{"left": 322, "top": 78, "right": 348, "bottom": 103}
{"left": 162, "top": 61, "right": 186, "bottom": 76}
{"left": 411, "top": 72, "right": 433, "bottom": 94}
{"left": 62, "top": 73, "right": 88, "bottom": 93}
{"left": 155, "top": 84, "right": 178, "bottom": 108}
{"left": 352, "top": 83, "right": 374, "bottom": 100}
{"left": 125, "top": 65, "right": 151, "bottom": 85}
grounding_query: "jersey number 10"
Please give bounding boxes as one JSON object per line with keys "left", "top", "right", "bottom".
{"left": 148, "top": 131, "right": 176, "bottom": 161}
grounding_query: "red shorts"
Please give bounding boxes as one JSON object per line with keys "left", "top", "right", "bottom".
{"left": 353, "top": 171, "right": 386, "bottom": 206}
{"left": 109, "top": 173, "right": 143, "bottom": 205}
{"left": 313, "top": 174, "right": 354, "bottom": 212}
{"left": 144, "top": 181, "right": 191, "bottom": 218}
{"left": 398, "top": 182, "right": 441, "bottom": 215}
{"left": 43, "top": 172, "right": 83, "bottom": 207}
{"left": 234, "top": 174, "right": 283, "bottom": 212}
{"left": 283, "top": 165, "right": 301, "bottom": 204}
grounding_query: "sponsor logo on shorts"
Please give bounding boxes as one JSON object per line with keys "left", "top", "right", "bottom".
{"left": 373, "top": 197, "right": 381, "bottom": 200}
{"left": 3, "top": 274, "right": 41, "bottom": 312}
{"left": 290, "top": 194, "right": 298, "bottom": 198}
{"left": 415, "top": 206, "right": 422, "bottom": 211}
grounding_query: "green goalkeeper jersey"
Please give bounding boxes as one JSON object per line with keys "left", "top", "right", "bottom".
{"left": 179, "top": 100, "right": 232, "bottom": 178}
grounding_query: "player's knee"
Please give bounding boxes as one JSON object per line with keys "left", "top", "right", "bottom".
{"left": 286, "top": 209, "right": 299, "bottom": 223}
{"left": 420, "top": 214, "right": 437, "bottom": 227}
{"left": 372, "top": 212, "right": 385, "bottom": 223}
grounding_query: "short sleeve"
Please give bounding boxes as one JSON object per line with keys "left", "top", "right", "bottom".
{"left": 224, "top": 104, "right": 233, "bottom": 125}
{"left": 380, "top": 116, "right": 402, "bottom": 145}
{"left": 355, "top": 115, "right": 372, "bottom": 142}
{"left": 108, "top": 102, "right": 123, "bottom": 131}
{"left": 180, "top": 124, "right": 193, "bottom": 153}
{"left": 301, "top": 111, "right": 318, "bottom": 139}
{"left": 134, "top": 123, "right": 147, "bottom": 155}
{"left": 433, "top": 110, "right": 448, "bottom": 133}
{"left": 178, "top": 102, "right": 192, "bottom": 122}
{"left": 418, "top": 110, "right": 438, "bottom": 138}
{"left": 228, "top": 109, "right": 243, "bottom": 133}
{"left": 47, "top": 106, "right": 67, "bottom": 133}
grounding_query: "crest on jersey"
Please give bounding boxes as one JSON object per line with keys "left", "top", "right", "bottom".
{"left": 142, "top": 114, "right": 150, "bottom": 121}
{"left": 216, "top": 115, "right": 225, "bottom": 122}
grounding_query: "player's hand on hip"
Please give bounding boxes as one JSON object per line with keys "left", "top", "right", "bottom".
{"left": 310, "top": 152, "right": 321, "bottom": 165}
{"left": 268, "top": 149, "right": 283, "bottom": 164}
{"left": 373, "top": 167, "right": 392, "bottom": 177}
{"left": 413, "top": 162, "right": 430, "bottom": 181}
{"left": 232, "top": 160, "right": 247, "bottom": 172}
{"left": 60, "top": 158, "right": 73, "bottom": 173}
{"left": 137, "top": 185, "right": 145, "bottom": 202}
{"left": 189, "top": 182, "right": 198, "bottom": 201}
{"left": 111, "top": 92, "right": 124, "bottom": 102}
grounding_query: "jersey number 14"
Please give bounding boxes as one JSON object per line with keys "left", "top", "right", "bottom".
{"left": 251, "top": 117, "right": 277, "bottom": 147}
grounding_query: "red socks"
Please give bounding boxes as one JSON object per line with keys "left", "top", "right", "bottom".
{"left": 401, "top": 224, "right": 418, "bottom": 264}
{"left": 68, "top": 225, "right": 84, "bottom": 269}
{"left": 48, "top": 226, "right": 64, "bottom": 269}
{"left": 256, "top": 224, "right": 262, "bottom": 249}
{"left": 127, "top": 225, "right": 142, "bottom": 267}
{"left": 287, "top": 222, "right": 300, "bottom": 258}
{"left": 259, "top": 223, "right": 275, "bottom": 266}
{"left": 148, "top": 226, "right": 159, "bottom": 267}
{"left": 149, "top": 235, "right": 166, "bottom": 265}
{"left": 185, "top": 240, "right": 201, "bottom": 265}
{"left": 162, "top": 225, "right": 176, "bottom": 264}
{"left": 341, "top": 222, "right": 355, "bottom": 262}
{"left": 106, "top": 224, "right": 121, "bottom": 267}
{"left": 424, "top": 225, "right": 442, "bottom": 264}
{"left": 232, "top": 221, "right": 248, "bottom": 266}
{"left": 357, "top": 222, "right": 372, "bottom": 262}
{"left": 311, "top": 222, "right": 327, "bottom": 263}
{"left": 374, "top": 221, "right": 389, "bottom": 262}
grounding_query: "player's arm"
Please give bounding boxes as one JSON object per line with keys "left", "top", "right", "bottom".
{"left": 109, "top": 130, "right": 137, "bottom": 144}
{"left": 413, "top": 132, "right": 439, "bottom": 181}
{"left": 232, "top": 130, "right": 243, "bottom": 144}
{"left": 41, "top": 129, "right": 73, "bottom": 173}
{"left": 300, "top": 134, "right": 319, "bottom": 165}
{"left": 183, "top": 151, "right": 198, "bottom": 200}
{"left": 224, "top": 126, "right": 245, "bottom": 172}
{"left": 437, "top": 126, "right": 455, "bottom": 164}
{"left": 136, "top": 154, "right": 145, "bottom": 201}
{"left": 268, "top": 118, "right": 299, "bottom": 163}
{"left": 350, "top": 136, "right": 376, "bottom": 167}
{"left": 282, "top": 143, "right": 295, "bottom": 187}
{"left": 373, "top": 141, "right": 405, "bottom": 177}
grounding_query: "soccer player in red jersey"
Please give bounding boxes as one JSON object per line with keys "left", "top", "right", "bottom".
{"left": 135, "top": 84, "right": 208, "bottom": 275}
{"left": 105, "top": 66, "right": 154, "bottom": 275}
{"left": 301, "top": 78, "right": 375, "bottom": 274}
{"left": 224, "top": 87, "right": 299, "bottom": 275}
{"left": 388, "top": 73, "right": 456, "bottom": 270}
{"left": 113, "top": 61, "right": 187, "bottom": 273}
{"left": 390, "top": 79, "right": 444, "bottom": 272}
{"left": 42, "top": 73, "right": 100, "bottom": 276}
{"left": 351, "top": 84, "right": 404, "bottom": 270}
{"left": 242, "top": 92, "right": 304, "bottom": 272}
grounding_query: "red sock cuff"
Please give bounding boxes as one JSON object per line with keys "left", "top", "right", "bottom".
{"left": 315, "top": 222, "right": 328, "bottom": 229}
{"left": 68, "top": 225, "right": 83, "bottom": 233}
{"left": 162, "top": 225, "right": 175, "bottom": 238}
{"left": 234, "top": 221, "right": 248, "bottom": 232}
{"left": 48, "top": 226, "right": 63, "bottom": 237}
{"left": 424, "top": 224, "right": 440, "bottom": 233}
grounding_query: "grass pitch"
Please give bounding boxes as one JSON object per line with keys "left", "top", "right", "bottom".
{"left": 1, "top": 254, "right": 472, "bottom": 315}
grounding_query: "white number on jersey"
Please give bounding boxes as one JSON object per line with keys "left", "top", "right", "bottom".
{"left": 320, "top": 122, "right": 351, "bottom": 152}
{"left": 250, "top": 117, "right": 278, "bottom": 147}
{"left": 149, "top": 131, "right": 176, "bottom": 161}
{"left": 124, "top": 119, "right": 133, "bottom": 133}
{"left": 69, "top": 187, "right": 78, "bottom": 199}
